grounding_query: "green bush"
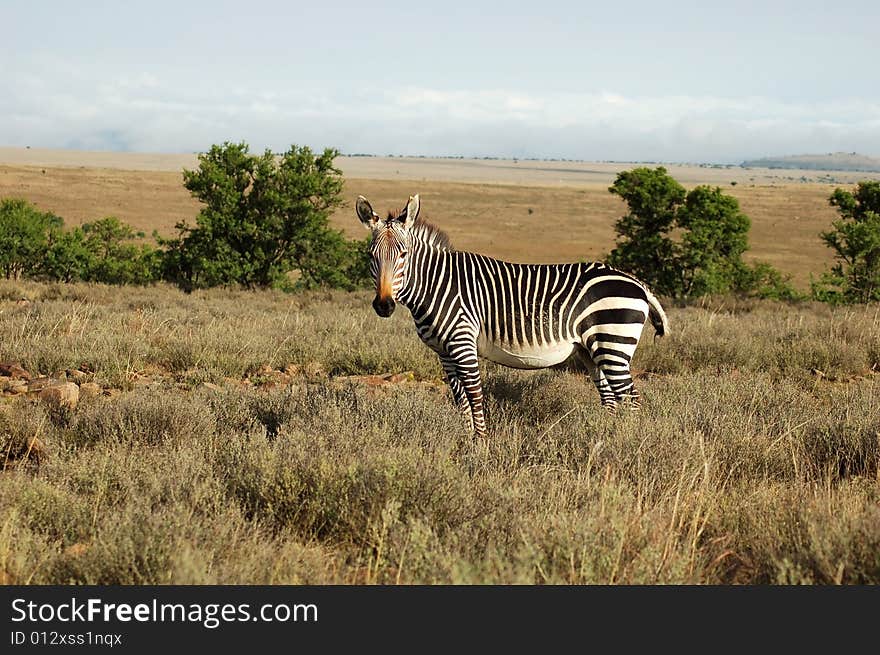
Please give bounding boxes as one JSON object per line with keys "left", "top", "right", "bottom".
{"left": 607, "top": 167, "right": 684, "bottom": 296}
{"left": 607, "top": 167, "right": 796, "bottom": 299}
{"left": 40, "top": 216, "right": 161, "bottom": 286}
{"left": 160, "top": 141, "right": 369, "bottom": 292}
{"left": 0, "top": 199, "right": 160, "bottom": 286}
{"left": 80, "top": 217, "right": 162, "bottom": 285}
{"left": 43, "top": 227, "right": 93, "bottom": 283}
{"left": 812, "top": 181, "right": 880, "bottom": 304}
{"left": 733, "top": 262, "right": 803, "bottom": 301}
{"left": 0, "top": 198, "right": 63, "bottom": 280}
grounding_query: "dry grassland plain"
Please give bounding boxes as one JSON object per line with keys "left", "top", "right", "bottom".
{"left": 3, "top": 147, "right": 880, "bottom": 287}
{"left": 0, "top": 148, "right": 878, "bottom": 585}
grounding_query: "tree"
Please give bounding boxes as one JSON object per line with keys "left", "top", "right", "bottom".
{"left": 812, "top": 181, "right": 880, "bottom": 303}
{"left": 0, "top": 198, "right": 62, "bottom": 279}
{"left": 161, "top": 141, "right": 368, "bottom": 292}
{"left": 42, "top": 227, "right": 93, "bottom": 283}
{"left": 607, "top": 167, "right": 794, "bottom": 299}
{"left": 676, "top": 185, "right": 750, "bottom": 296}
{"left": 607, "top": 167, "right": 684, "bottom": 297}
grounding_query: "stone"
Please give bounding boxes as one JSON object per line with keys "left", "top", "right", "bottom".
{"left": 27, "top": 377, "right": 58, "bottom": 393}
{"left": 78, "top": 382, "right": 102, "bottom": 397}
{"left": 0, "top": 362, "right": 30, "bottom": 380}
{"left": 39, "top": 382, "right": 80, "bottom": 411}
{"left": 67, "top": 369, "right": 88, "bottom": 382}
{"left": 7, "top": 380, "right": 28, "bottom": 395}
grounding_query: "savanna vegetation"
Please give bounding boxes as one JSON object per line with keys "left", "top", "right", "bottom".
{"left": 1, "top": 281, "right": 878, "bottom": 584}
{"left": 1, "top": 149, "right": 879, "bottom": 585}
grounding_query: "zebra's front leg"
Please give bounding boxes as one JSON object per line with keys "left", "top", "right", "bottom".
{"left": 439, "top": 355, "right": 474, "bottom": 434}
{"left": 448, "top": 344, "right": 486, "bottom": 438}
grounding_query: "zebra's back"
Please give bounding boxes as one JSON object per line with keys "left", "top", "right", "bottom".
{"left": 460, "top": 255, "right": 650, "bottom": 369}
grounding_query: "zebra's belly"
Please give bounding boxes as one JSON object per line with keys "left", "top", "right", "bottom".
{"left": 477, "top": 336, "right": 577, "bottom": 370}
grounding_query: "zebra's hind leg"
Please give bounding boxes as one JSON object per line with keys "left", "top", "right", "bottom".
{"left": 576, "top": 347, "right": 619, "bottom": 412}
{"left": 598, "top": 362, "right": 641, "bottom": 411}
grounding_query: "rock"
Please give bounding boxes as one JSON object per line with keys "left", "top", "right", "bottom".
{"left": 39, "top": 382, "right": 80, "bottom": 411}
{"left": 27, "top": 377, "right": 58, "bottom": 393}
{"left": 66, "top": 369, "right": 88, "bottom": 382}
{"left": 0, "top": 362, "right": 30, "bottom": 380}
{"left": 6, "top": 380, "right": 28, "bottom": 395}
{"left": 78, "top": 382, "right": 102, "bottom": 397}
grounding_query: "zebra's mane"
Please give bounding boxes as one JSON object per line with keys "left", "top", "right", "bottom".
{"left": 386, "top": 211, "right": 454, "bottom": 251}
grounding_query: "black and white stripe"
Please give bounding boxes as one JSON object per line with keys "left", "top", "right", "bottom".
{"left": 357, "top": 194, "right": 669, "bottom": 437}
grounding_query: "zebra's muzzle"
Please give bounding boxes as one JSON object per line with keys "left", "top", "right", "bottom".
{"left": 372, "top": 295, "right": 396, "bottom": 318}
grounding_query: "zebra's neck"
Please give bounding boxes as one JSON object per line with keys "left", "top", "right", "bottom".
{"left": 396, "top": 237, "right": 455, "bottom": 317}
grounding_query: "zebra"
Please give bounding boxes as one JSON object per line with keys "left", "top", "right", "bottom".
{"left": 356, "top": 194, "right": 669, "bottom": 437}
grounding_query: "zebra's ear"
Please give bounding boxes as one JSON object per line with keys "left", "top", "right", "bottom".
{"left": 356, "top": 195, "right": 379, "bottom": 230}
{"left": 401, "top": 194, "right": 420, "bottom": 229}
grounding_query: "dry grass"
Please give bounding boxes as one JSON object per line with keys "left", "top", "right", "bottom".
{"left": 1, "top": 281, "right": 878, "bottom": 584}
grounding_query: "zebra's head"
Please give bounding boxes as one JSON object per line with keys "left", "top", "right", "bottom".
{"left": 356, "top": 194, "right": 420, "bottom": 318}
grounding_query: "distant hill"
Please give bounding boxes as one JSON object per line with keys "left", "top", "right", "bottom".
{"left": 741, "top": 152, "right": 880, "bottom": 172}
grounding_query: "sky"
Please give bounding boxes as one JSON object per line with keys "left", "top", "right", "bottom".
{"left": 2, "top": 0, "right": 879, "bottom": 163}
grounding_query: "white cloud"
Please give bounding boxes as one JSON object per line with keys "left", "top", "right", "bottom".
{"left": 2, "top": 64, "right": 879, "bottom": 163}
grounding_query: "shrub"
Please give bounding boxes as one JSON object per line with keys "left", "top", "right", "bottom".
{"left": 42, "top": 227, "right": 93, "bottom": 283}
{"left": 160, "top": 141, "right": 369, "bottom": 292}
{"left": 0, "top": 198, "right": 62, "bottom": 280}
{"left": 0, "top": 200, "right": 160, "bottom": 286}
{"left": 607, "top": 167, "right": 794, "bottom": 299}
{"left": 607, "top": 167, "right": 684, "bottom": 296}
{"left": 80, "top": 217, "right": 162, "bottom": 285}
{"left": 812, "top": 181, "right": 880, "bottom": 303}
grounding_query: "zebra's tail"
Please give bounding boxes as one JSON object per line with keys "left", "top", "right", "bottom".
{"left": 645, "top": 288, "right": 670, "bottom": 338}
